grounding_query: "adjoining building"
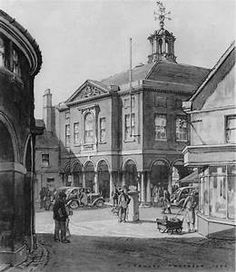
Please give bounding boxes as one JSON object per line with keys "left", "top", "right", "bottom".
{"left": 56, "top": 6, "right": 209, "bottom": 203}
{"left": 183, "top": 41, "right": 235, "bottom": 237}
{"left": 35, "top": 89, "right": 61, "bottom": 205}
{"left": 0, "top": 10, "right": 42, "bottom": 264}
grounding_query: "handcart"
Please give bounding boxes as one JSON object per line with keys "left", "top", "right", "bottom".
{"left": 156, "top": 209, "right": 183, "bottom": 234}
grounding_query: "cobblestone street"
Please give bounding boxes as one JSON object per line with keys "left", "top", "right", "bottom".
{"left": 32, "top": 207, "right": 235, "bottom": 272}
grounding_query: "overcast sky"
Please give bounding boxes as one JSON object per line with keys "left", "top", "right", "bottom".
{"left": 1, "top": 0, "right": 235, "bottom": 118}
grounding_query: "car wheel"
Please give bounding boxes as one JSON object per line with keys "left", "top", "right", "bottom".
{"left": 96, "top": 199, "right": 104, "bottom": 208}
{"left": 69, "top": 200, "right": 79, "bottom": 210}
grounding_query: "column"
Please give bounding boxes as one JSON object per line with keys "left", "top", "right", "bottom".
{"left": 146, "top": 171, "right": 151, "bottom": 204}
{"left": 122, "top": 171, "right": 126, "bottom": 187}
{"left": 168, "top": 168, "right": 172, "bottom": 194}
{"left": 137, "top": 177, "right": 141, "bottom": 202}
{"left": 94, "top": 172, "right": 98, "bottom": 193}
{"left": 162, "top": 38, "right": 165, "bottom": 54}
{"left": 71, "top": 174, "right": 74, "bottom": 187}
{"left": 140, "top": 172, "right": 145, "bottom": 204}
{"left": 109, "top": 171, "right": 114, "bottom": 202}
{"left": 82, "top": 171, "right": 86, "bottom": 188}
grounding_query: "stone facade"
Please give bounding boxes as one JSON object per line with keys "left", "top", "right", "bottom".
{"left": 183, "top": 41, "right": 236, "bottom": 237}
{"left": 56, "top": 23, "right": 210, "bottom": 203}
{"left": 0, "top": 10, "right": 42, "bottom": 264}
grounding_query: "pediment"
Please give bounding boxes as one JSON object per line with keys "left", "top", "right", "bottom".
{"left": 67, "top": 80, "right": 109, "bottom": 103}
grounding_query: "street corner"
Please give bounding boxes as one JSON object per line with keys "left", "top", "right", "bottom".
{"left": 6, "top": 241, "right": 49, "bottom": 272}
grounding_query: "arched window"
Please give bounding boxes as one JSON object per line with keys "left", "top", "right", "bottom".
{"left": 12, "top": 49, "right": 21, "bottom": 76}
{"left": 84, "top": 112, "right": 94, "bottom": 144}
{"left": 0, "top": 37, "right": 5, "bottom": 67}
{"left": 159, "top": 39, "right": 163, "bottom": 54}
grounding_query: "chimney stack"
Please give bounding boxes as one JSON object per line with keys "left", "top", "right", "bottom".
{"left": 43, "top": 89, "right": 53, "bottom": 132}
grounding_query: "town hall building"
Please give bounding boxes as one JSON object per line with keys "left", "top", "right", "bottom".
{"left": 55, "top": 5, "right": 210, "bottom": 203}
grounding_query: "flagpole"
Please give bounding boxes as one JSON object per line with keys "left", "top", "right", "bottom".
{"left": 129, "top": 37, "right": 133, "bottom": 137}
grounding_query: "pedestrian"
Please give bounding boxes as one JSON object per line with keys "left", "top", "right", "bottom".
{"left": 112, "top": 185, "right": 119, "bottom": 206}
{"left": 118, "top": 186, "right": 130, "bottom": 223}
{"left": 53, "top": 191, "right": 70, "bottom": 243}
{"left": 162, "top": 189, "right": 171, "bottom": 214}
{"left": 182, "top": 189, "right": 198, "bottom": 233}
{"left": 39, "top": 187, "right": 46, "bottom": 209}
{"left": 80, "top": 188, "right": 88, "bottom": 206}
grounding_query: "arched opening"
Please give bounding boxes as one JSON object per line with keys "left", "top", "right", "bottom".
{"left": 150, "top": 160, "right": 170, "bottom": 195}
{"left": 72, "top": 161, "right": 82, "bottom": 187}
{"left": 0, "top": 121, "right": 14, "bottom": 162}
{"left": 97, "top": 160, "right": 110, "bottom": 199}
{"left": 84, "top": 161, "right": 95, "bottom": 192}
{"left": 159, "top": 39, "right": 163, "bottom": 54}
{"left": 24, "top": 137, "right": 33, "bottom": 237}
{"left": 64, "top": 163, "right": 72, "bottom": 186}
{"left": 124, "top": 160, "right": 138, "bottom": 190}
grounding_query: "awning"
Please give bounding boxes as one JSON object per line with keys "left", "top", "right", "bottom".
{"left": 178, "top": 170, "right": 199, "bottom": 185}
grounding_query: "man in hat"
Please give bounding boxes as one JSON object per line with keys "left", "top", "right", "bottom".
{"left": 53, "top": 191, "right": 70, "bottom": 243}
{"left": 118, "top": 186, "right": 130, "bottom": 223}
{"left": 182, "top": 189, "right": 199, "bottom": 232}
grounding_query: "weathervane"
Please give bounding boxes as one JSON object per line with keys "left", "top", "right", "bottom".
{"left": 154, "top": 1, "right": 171, "bottom": 29}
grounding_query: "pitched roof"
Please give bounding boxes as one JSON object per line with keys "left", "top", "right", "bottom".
{"left": 101, "top": 60, "right": 209, "bottom": 90}
{"left": 35, "top": 131, "right": 59, "bottom": 149}
{"left": 147, "top": 61, "right": 209, "bottom": 87}
{"left": 101, "top": 62, "right": 155, "bottom": 86}
{"left": 189, "top": 41, "right": 235, "bottom": 103}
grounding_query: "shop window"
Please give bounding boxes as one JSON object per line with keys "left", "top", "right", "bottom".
{"left": 155, "top": 114, "right": 167, "bottom": 141}
{"left": 226, "top": 115, "right": 236, "bottom": 143}
{"left": 201, "top": 173, "right": 209, "bottom": 216}
{"left": 0, "top": 37, "right": 5, "bottom": 67}
{"left": 42, "top": 154, "right": 49, "bottom": 167}
{"left": 200, "top": 166, "right": 236, "bottom": 220}
{"left": 176, "top": 116, "right": 187, "bottom": 142}
{"left": 74, "top": 122, "right": 79, "bottom": 145}
{"left": 12, "top": 49, "right": 21, "bottom": 76}
{"left": 84, "top": 112, "right": 94, "bottom": 144}
{"left": 65, "top": 124, "right": 71, "bottom": 147}
{"left": 100, "top": 117, "right": 106, "bottom": 143}
{"left": 227, "top": 165, "right": 236, "bottom": 219}
{"left": 209, "top": 166, "right": 227, "bottom": 219}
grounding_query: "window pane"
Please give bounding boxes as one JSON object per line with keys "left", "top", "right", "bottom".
{"left": 100, "top": 118, "right": 106, "bottom": 142}
{"left": 155, "top": 115, "right": 167, "bottom": 140}
{"left": 85, "top": 113, "right": 94, "bottom": 144}
{"left": 0, "top": 38, "right": 4, "bottom": 67}
{"left": 226, "top": 115, "right": 236, "bottom": 143}
{"left": 176, "top": 117, "right": 187, "bottom": 141}
{"left": 74, "top": 122, "right": 79, "bottom": 144}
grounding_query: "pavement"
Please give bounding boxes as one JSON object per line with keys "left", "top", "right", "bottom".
{"left": 2, "top": 206, "right": 235, "bottom": 272}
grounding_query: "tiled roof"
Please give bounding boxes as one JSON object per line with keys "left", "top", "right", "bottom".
{"left": 101, "top": 62, "right": 155, "bottom": 86}
{"left": 147, "top": 61, "right": 210, "bottom": 87}
{"left": 101, "top": 61, "right": 209, "bottom": 90}
{"left": 35, "top": 131, "right": 59, "bottom": 149}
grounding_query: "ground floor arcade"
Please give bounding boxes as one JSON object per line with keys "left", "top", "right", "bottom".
{"left": 60, "top": 154, "right": 191, "bottom": 203}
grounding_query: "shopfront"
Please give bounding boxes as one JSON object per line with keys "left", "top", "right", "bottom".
{"left": 198, "top": 164, "right": 236, "bottom": 237}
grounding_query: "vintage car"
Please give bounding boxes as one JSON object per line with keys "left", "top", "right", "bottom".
{"left": 56, "top": 186, "right": 105, "bottom": 209}
{"left": 170, "top": 186, "right": 198, "bottom": 207}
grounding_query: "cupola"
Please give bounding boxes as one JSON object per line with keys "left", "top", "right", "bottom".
{"left": 148, "top": 1, "right": 176, "bottom": 63}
